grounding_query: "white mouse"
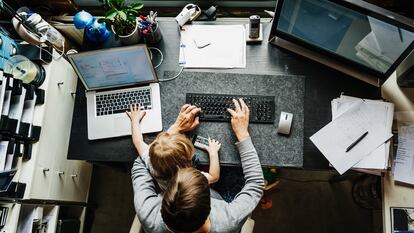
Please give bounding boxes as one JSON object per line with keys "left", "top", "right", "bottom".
{"left": 277, "top": 112, "right": 293, "bottom": 135}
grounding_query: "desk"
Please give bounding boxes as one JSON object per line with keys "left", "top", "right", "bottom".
{"left": 381, "top": 72, "right": 414, "bottom": 233}
{"left": 68, "top": 18, "right": 379, "bottom": 168}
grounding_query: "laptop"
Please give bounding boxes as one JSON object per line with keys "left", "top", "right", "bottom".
{"left": 67, "top": 45, "right": 162, "bottom": 140}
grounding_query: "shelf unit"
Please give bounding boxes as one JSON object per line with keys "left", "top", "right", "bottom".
{"left": 0, "top": 49, "right": 92, "bottom": 232}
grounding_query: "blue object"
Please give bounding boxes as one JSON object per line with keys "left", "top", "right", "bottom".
{"left": 74, "top": 11, "right": 110, "bottom": 43}
{"left": 85, "top": 19, "right": 111, "bottom": 43}
{"left": 74, "top": 10, "right": 94, "bottom": 29}
{"left": 0, "top": 29, "right": 18, "bottom": 70}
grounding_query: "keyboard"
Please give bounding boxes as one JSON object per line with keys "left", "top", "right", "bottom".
{"left": 95, "top": 88, "right": 152, "bottom": 116}
{"left": 186, "top": 93, "right": 275, "bottom": 123}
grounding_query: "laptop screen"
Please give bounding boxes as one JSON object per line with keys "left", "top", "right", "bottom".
{"left": 68, "top": 45, "right": 157, "bottom": 90}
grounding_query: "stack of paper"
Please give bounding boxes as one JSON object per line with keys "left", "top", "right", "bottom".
{"left": 310, "top": 95, "right": 394, "bottom": 175}
{"left": 179, "top": 25, "right": 246, "bottom": 68}
{"left": 393, "top": 125, "right": 414, "bottom": 185}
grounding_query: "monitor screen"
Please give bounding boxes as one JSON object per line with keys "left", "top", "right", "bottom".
{"left": 274, "top": 0, "right": 414, "bottom": 76}
{"left": 68, "top": 45, "right": 157, "bottom": 90}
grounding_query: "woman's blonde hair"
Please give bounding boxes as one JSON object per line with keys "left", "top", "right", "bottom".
{"left": 149, "top": 132, "right": 194, "bottom": 180}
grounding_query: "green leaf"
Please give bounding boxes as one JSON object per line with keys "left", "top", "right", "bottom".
{"left": 127, "top": 9, "right": 138, "bottom": 14}
{"left": 118, "top": 11, "right": 127, "bottom": 20}
{"left": 114, "top": 0, "right": 125, "bottom": 8}
{"left": 131, "top": 3, "right": 144, "bottom": 10}
{"left": 127, "top": 15, "right": 136, "bottom": 22}
{"left": 105, "top": 9, "right": 118, "bottom": 19}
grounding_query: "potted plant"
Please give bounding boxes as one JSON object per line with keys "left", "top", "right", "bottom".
{"left": 100, "top": 0, "right": 144, "bottom": 45}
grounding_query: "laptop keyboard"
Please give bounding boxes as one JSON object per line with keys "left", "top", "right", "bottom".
{"left": 95, "top": 88, "right": 152, "bottom": 116}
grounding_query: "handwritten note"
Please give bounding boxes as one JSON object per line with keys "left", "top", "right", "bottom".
{"left": 311, "top": 100, "right": 392, "bottom": 174}
{"left": 393, "top": 137, "right": 414, "bottom": 185}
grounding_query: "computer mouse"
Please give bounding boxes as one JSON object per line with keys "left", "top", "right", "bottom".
{"left": 277, "top": 111, "right": 293, "bottom": 135}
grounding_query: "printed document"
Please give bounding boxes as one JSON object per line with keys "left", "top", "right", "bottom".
{"left": 393, "top": 136, "right": 414, "bottom": 185}
{"left": 311, "top": 100, "right": 392, "bottom": 174}
{"left": 331, "top": 96, "right": 394, "bottom": 170}
{"left": 179, "top": 25, "right": 246, "bottom": 68}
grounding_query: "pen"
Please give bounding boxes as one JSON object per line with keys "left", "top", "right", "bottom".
{"left": 346, "top": 131, "right": 368, "bottom": 152}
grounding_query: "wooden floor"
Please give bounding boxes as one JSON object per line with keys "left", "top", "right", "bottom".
{"left": 84, "top": 165, "right": 381, "bottom": 233}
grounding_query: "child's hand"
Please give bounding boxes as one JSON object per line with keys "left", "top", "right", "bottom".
{"left": 126, "top": 104, "right": 146, "bottom": 126}
{"left": 207, "top": 138, "right": 221, "bottom": 155}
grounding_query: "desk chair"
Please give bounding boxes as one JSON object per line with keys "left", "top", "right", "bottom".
{"left": 129, "top": 215, "right": 255, "bottom": 233}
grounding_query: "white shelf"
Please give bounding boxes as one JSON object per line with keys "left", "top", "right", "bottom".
{"left": 10, "top": 53, "right": 92, "bottom": 202}
{"left": 0, "top": 203, "right": 86, "bottom": 233}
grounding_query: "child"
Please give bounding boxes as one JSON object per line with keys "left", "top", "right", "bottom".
{"left": 126, "top": 104, "right": 221, "bottom": 191}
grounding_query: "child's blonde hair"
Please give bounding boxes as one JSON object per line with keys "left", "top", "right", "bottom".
{"left": 149, "top": 132, "right": 194, "bottom": 180}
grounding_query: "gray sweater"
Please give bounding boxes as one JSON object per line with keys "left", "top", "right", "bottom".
{"left": 131, "top": 137, "right": 264, "bottom": 233}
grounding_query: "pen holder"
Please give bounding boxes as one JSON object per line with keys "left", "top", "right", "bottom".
{"left": 143, "top": 24, "right": 162, "bottom": 44}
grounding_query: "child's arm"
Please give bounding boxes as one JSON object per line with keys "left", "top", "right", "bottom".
{"left": 206, "top": 138, "right": 221, "bottom": 184}
{"left": 126, "top": 104, "right": 149, "bottom": 156}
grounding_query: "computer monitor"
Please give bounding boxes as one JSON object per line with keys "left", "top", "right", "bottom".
{"left": 269, "top": 0, "right": 414, "bottom": 86}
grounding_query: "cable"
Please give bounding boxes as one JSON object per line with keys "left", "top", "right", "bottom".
{"left": 36, "top": 39, "right": 65, "bottom": 61}
{"left": 156, "top": 22, "right": 185, "bottom": 82}
{"left": 158, "top": 66, "right": 185, "bottom": 82}
{"left": 66, "top": 49, "right": 78, "bottom": 55}
{"left": 148, "top": 47, "right": 163, "bottom": 69}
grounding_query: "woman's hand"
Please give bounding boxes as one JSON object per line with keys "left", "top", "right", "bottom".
{"left": 167, "top": 104, "right": 201, "bottom": 134}
{"left": 227, "top": 98, "right": 250, "bottom": 142}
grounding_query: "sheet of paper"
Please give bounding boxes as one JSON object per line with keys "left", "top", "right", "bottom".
{"left": 332, "top": 96, "right": 394, "bottom": 170}
{"left": 1, "top": 90, "right": 11, "bottom": 116}
{"left": 0, "top": 72, "right": 6, "bottom": 117}
{"left": 8, "top": 88, "right": 26, "bottom": 133}
{"left": 17, "top": 206, "right": 36, "bottom": 233}
{"left": 179, "top": 25, "right": 246, "bottom": 68}
{"left": 400, "top": 125, "right": 414, "bottom": 140}
{"left": 393, "top": 137, "right": 414, "bottom": 185}
{"left": 0, "top": 141, "right": 8, "bottom": 171}
{"left": 311, "top": 100, "right": 393, "bottom": 174}
{"left": 4, "top": 151, "right": 14, "bottom": 171}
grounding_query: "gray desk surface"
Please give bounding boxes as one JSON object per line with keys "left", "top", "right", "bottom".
{"left": 68, "top": 18, "right": 380, "bottom": 168}
{"left": 161, "top": 71, "right": 305, "bottom": 167}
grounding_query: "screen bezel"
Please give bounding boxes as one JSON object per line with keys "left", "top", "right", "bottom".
{"left": 67, "top": 44, "right": 158, "bottom": 91}
{"left": 269, "top": 0, "right": 414, "bottom": 81}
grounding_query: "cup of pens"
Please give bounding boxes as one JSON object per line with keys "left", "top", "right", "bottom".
{"left": 138, "top": 11, "right": 162, "bottom": 44}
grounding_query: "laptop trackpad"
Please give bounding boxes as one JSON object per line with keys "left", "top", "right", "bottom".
{"left": 114, "top": 117, "right": 130, "bottom": 133}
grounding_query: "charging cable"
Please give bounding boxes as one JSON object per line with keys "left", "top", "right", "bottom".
{"left": 148, "top": 46, "right": 185, "bottom": 82}
{"left": 148, "top": 47, "right": 164, "bottom": 69}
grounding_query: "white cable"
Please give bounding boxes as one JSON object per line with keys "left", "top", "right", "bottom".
{"left": 36, "top": 39, "right": 65, "bottom": 61}
{"left": 66, "top": 49, "right": 78, "bottom": 55}
{"left": 149, "top": 47, "right": 163, "bottom": 69}
{"left": 158, "top": 66, "right": 185, "bottom": 82}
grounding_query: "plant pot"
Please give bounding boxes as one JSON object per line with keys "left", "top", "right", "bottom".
{"left": 111, "top": 19, "right": 141, "bottom": 45}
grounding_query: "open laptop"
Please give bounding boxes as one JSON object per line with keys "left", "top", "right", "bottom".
{"left": 67, "top": 45, "right": 162, "bottom": 140}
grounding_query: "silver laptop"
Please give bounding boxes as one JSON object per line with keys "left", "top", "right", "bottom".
{"left": 68, "top": 45, "right": 162, "bottom": 140}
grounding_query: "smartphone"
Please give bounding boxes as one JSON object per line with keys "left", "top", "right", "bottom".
{"left": 192, "top": 135, "right": 209, "bottom": 151}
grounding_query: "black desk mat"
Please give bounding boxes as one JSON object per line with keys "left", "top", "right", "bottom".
{"left": 161, "top": 71, "right": 305, "bottom": 167}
